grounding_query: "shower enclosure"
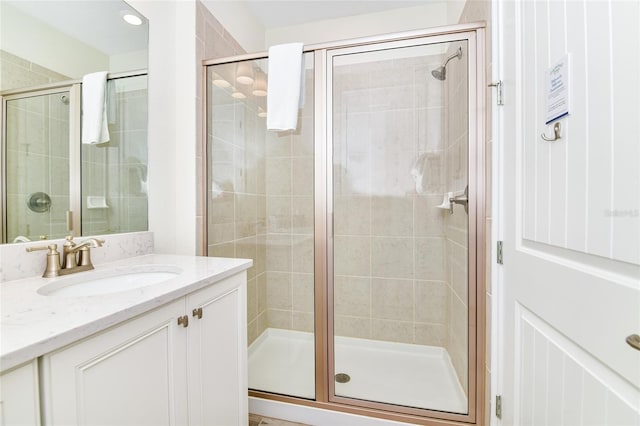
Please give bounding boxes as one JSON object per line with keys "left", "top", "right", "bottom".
{"left": 205, "top": 23, "right": 485, "bottom": 424}
{"left": 1, "top": 73, "right": 148, "bottom": 242}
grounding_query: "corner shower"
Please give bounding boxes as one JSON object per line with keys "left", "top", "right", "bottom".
{"left": 205, "top": 23, "right": 485, "bottom": 425}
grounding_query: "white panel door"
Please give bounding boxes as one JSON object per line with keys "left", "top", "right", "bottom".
{"left": 497, "top": 0, "right": 640, "bottom": 425}
{"left": 41, "top": 299, "right": 189, "bottom": 426}
{"left": 187, "top": 273, "right": 248, "bottom": 426}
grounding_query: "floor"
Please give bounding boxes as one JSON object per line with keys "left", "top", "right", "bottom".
{"left": 248, "top": 328, "right": 467, "bottom": 414}
{"left": 249, "top": 413, "right": 308, "bottom": 426}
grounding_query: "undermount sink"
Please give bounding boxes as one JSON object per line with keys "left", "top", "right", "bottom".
{"left": 37, "top": 265, "right": 183, "bottom": 297}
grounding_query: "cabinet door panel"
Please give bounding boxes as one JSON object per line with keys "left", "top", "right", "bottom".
{"left": 41, "top": 300, "right": 188, "bottom": 426}
{"left": 0, "top": 361, "right": 40, "bottom": 426}
{"left": 187, "top": 273, "right": 248, "bottom": 426}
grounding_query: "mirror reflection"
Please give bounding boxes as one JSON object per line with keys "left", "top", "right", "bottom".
{"left": 1, "top": 0, "right": 149, "bottom": 244}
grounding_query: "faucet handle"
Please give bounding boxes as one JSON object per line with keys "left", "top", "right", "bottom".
{"left": 25, "top": 243, "right": 58, "bottom": 253}
{"left": 26, "top": 244, "right": 62, "bottom": 278}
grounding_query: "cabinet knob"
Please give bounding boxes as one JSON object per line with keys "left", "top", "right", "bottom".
{"left": 177, "top": 315, "right": 189, "bottom": 328}
{"left": 192, "top": 307, "right": 203, "bottom": 319}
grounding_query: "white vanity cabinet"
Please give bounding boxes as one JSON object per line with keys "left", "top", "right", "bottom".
{"left": 0, "top": 361, "right": 41, "bottom": 426}
{"left": 186, "top": 273, "right": 248, "bottom": 426}
{"left": 40, "top": 272, "right": 247, "bottom": 426}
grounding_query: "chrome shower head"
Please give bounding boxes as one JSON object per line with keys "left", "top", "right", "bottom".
{"left": 431, "top": 46, "right": 463, "bottom": 81}
{"left": 431, "top": 66, "right": 446, "bottom": 81}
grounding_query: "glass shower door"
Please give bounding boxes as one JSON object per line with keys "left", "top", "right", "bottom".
{"left": 3, "top": 88, "right": 73, "bottom": 242}
{"left": 206, "top": 54, "right": 316, "bottom": 399}
{"left": 329, "top": 37, "right": 472, "bottom": 415}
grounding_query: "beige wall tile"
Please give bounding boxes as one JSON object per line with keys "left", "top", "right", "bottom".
{"left": 266, "top": 272, "right": 292, "bottom": 310}
{"left": 414, "top": 323, "right": 447, "bottom": 347}
{"left": 414, "top": 195, "right": 446, "bottom": 237}
{"left": 334, "top": 315, "right": 371, "bottom": 339}
{"left": 371, "top": 319, "right": 413, "bottom": 344}
{"left": 414, "top": 237, "right": 446, "bottom": 280}
{"left": 371, "top": 237, "right": 413, "bottom": 279}
{"left": 292, "top": 273, "right": 314, "bottom": 312}
{"left": 257, "top": 272, "right": 268, "bottom": 314}
{"left": 371, "top": 196, "right": 414, "bottom": 237}
{"left": 247, "top": 277, "right": 258, "bottom": 322}
{"left": 236, "top": 236, "right": 257, "bottom": 279}
{"left": 266, "top": 235, "right": 292, "bottom": 271}
{"left": 292, "top": 235, "right": 314, "bottom": 273}
{"left": 292, "top": 312, "right": 314, "bottom": 332}
{"left": 371, "top": 278, "right": 413, "bottom": 321}
{"left": 334, "top": 196, "right": 371, "bottom": 236}
{"left": 334, "top": 236, "right": 370, "bottom": 276}
{"left": 415, "top": 280, "right": 448, "bottom": 324}
{"left": 268, "top": 309, "right": 292, "bottom": 329}
{"left": 334, "top": 275, "right": 370, "bottom": 317}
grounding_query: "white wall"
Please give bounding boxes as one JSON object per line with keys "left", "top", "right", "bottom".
{"left": 127, "top": 0, "right": 197, "bottom": 255}
{"left": 109, "top": 50, "right": 149, "bottom": 73}
{"left": 265, "top": 4, "right": 449, "bottom": 47}
{"left": 0, "top": 2, "right": 108, "bottom": 79}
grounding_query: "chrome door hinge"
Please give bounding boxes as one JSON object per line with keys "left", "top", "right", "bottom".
{"left": 488, "top": 80, "right": 504, "bottom": 106}
{"left": 497, "top": 241, "right": 504, "bottom": 264}
{"left": 496, "top": 395, "right": 502, "bottom": 419}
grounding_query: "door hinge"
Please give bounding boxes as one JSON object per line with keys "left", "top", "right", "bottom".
{"left": 488, "top": 80, "right": 504, "bottom": 106}
{"left": 497, "top": 240, "right": 504, "bottom": 264}
{"left": 496, "top": 395, "right": 502, "bottom": 419}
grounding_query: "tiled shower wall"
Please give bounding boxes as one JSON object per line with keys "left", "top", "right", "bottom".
{"left": 82, "top": 78, "right": 149, "bottom": 235}
{"left": 443, "top": 41, "right": 470, "bottom": 395}
{"left": 207, "top": 80, "right": 269, "bottom": 345}
{"left": 262, "top": 70, "right": 315, "bottom": 336}
{"left": 207, "top": 65, "right": 315, "bottom": 346}
{"left": 1, "top": 50, "right": 68, "bottom": 92}
{"left": 332, "top": 54, "right": 451, "bottom": 347}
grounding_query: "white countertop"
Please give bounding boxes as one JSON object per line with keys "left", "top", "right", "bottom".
{"left": 0, "top": 254, "right": 252, "bottom": 372}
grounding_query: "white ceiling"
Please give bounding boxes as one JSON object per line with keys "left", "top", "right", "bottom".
{"left": 244, "top": 0, "right": 436, "bottom": 29}
{"left": 6, "top": 0, "right": 439, "bottom": 55}
{"left": 6, "top": 0, "right": 148, "bottom": 56}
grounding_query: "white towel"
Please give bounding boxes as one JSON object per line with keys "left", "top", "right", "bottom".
{"left": 81, "top": 71, "right": 110, "bottom": 144}
{"left": 267, "top": 42, "right": 304, "bottom": 131}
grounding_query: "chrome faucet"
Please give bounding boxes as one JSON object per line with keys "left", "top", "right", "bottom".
{"left": 26, "top": 236, "right": 105, "bottom": 278}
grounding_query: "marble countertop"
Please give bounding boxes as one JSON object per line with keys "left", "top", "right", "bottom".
{"left": 0, "top": 254, "right": 252, "bottom": 372}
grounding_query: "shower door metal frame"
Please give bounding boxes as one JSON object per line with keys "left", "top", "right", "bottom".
{"left": 0, "top": 84, "right": 82, "bottom": 243}
{"left": 323, "top": 29, "right": 484, "bottom": 424}
{"left": 202, "top": 21, "right": 486, "bottom": 426}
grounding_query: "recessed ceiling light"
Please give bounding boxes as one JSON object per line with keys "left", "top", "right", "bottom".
{"left": 212, "top": 78, "right": 231, "bottom": 88}
{"left": 122, "top": 11, "right": 143, "bottom": 26}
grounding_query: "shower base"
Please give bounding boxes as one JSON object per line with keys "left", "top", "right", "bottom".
{"left": 248, "top": 328, "right": 467, "bottom": 414}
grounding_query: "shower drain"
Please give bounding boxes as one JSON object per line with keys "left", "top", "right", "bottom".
{"left": 335, "top": 373, "right": 351, "bottom": 383}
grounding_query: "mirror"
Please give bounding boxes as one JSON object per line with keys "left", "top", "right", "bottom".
{"left": 1, "top": 0, "right": 149, "bottom": 243}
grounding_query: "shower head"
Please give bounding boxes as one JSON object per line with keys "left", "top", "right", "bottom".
{"left": 431, "top": 46, "right": 463, "bottom": 81}
{"left": 431, "top": 66, "right": 446, "bottom": 81}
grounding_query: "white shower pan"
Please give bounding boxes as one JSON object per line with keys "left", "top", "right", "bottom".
{"left": 248, "top": 328, "right": 467, "bottom": 414}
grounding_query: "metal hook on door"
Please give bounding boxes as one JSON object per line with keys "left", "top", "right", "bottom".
{"left": 541, "top": 122, "right": 561, "bottom": 142}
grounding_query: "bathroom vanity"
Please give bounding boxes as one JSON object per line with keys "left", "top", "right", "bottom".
{"left": 0, "top": 254, "right": 252, "bottom": 425}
